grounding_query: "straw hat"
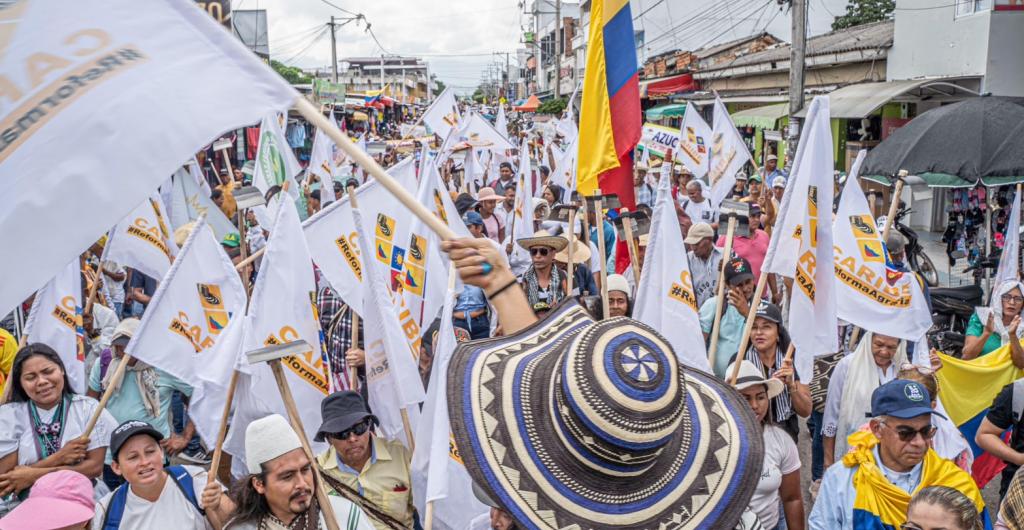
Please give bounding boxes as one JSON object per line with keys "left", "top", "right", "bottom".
{"left": 517, "top": 229, "right": 568, "bottom": 252}
{"left": 449, "top": 304, "right": 763, "bottom": 529}
{"left": 476, "top": 187, "right": 505, "bottom": 202}
{"left": 728, "top": 360, "right": 785, "bottom": 400}
{"left": 554, "top": 239, "right": 592, "bottom": 264}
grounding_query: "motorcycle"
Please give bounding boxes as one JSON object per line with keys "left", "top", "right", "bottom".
{"left": 888, "top": 205, "right": 940, "bottom": 287}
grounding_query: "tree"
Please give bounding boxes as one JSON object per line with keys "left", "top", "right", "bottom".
{"left": 270, "top": 59, "right": 312, "bottom": 85}
{"left": 537, "top": 97, "right": 567, "bottom": 116}
{"left": 472, "top": 88, "right": 486, "bottom": 104}
{"left": 433, "top": 79, "right": 446, "bottom": 96}
{"left": 831, "top": 0, "right": 894, "bottom": 31}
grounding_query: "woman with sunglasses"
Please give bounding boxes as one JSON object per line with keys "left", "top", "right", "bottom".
{"left": 963, "top": 280, "right": 1024, "bottom": 367}
{"left": 0, "top": 344, "right": 117, "bottom": 514}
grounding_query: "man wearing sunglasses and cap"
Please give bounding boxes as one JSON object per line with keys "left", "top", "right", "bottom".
{"left": 314, "top": 391, "right": 413, "bottom": 530}
{"left": 515, "top": 230, "right": 569, "bottom": 316}
{"left": 810, "top": 380, "right": 989, "bottom": 529}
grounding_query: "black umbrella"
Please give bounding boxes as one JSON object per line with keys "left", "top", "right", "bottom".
{"left": 861, "top": 96, "right": 1024, "bottom": 182}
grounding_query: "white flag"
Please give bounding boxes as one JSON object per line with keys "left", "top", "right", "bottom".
{"left": 189, "top": 159, "right": 213, "bottom": 197}
{"left": 708, "top": 97, "right": 753, "bottom": 208}
{"left": 104, "top": 195, "right": 178, "bottom": 282}
{"left": 634, "top": 169, "right": 711, "bottom": 372}
{"left": 302, "top": 157, "right": 418, "bottom": 316}
{"left": 509, "top": 138, "right": 536, "bottom": 272}
{"left": 243, "top": 198, "right": 331, "bottom": 449}
{"left": 411, "top": 269, "right": 488, "bottom": 530}
{"left": 308, "top": 127, "right": 336, "bottom": 205}
{"left": 24, "top": 259, "right": 86, "bottom": 393}
{"left": 252, "top": 113, "right": 302, "bottom": 198}
{"left": 168, "top": 167, "right": 239, "bottom": 242}
{"left": 833, "top": 152, "right": 932, "bottom": 341}
{"left": 452, "top": 113, "right": 515, "bottom": 152}
{"left": 996, "top": 189, "right": 1021, "bottom": 287}
{"left": 353, "top": 207, "right": 425, "bottom": 447}
{"left": 126, "top": 216, "right": 245, "bottom": 384}
{"left": 764, "top": 96, "right": 838, "bottom": 380}
{"left": 422, "top": 88, "right": 462, "bottom": 139}
{"left": 677, "top": 103, "right": 712, "bottom": 180}
{"left": 0, "top": 0, "right": 296, "bottom": 318}
{"left": 495, "top": 105, "right": 509, "bottom": 141}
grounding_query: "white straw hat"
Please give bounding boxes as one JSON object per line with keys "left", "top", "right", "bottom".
{"left": 245, "top": 414, "right": 302, "bottom": 474}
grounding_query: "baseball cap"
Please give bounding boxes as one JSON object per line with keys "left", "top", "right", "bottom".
{"left": 110, "top": 420, "right": 164, "bottom": 461}
{"left": 749, "top": 204, "right": 762, "bottom": 216}
{"left": 753, "top": 301, "right": 783, "bottom": 325}
{"left": 0, "top": 470, "right": 94, "bottom": 529}
{"left": 869, "top": 380, "right": 946, "bottom": 420}
{"left": 221, "top": 232, "right": 241, "bottom": 248}
{"left": 766, "top": 155, "right": 778, "bottom": 162}
{"left": 724, "top": 257, "right": 754, "bottom": 286}
{"left": 111, "top": 317, "right": 140, "bottom": 344}
{"left": 748, "top": 174, "right": 763, "bottom": 183}
{"left": 771, "top": 176, "right": 786, "bottom": 189}
{"left": 684, "top": 222, "right": 714, "bottom": 244}
{"left": 463, "top": 211, "right": 484, "bottom": 226}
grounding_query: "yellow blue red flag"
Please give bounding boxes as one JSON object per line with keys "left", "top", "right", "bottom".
{"left": 576, "top": 0, "right": 641, "bottom": 208}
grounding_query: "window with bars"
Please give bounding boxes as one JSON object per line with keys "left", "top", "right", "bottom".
{"left": 956, "top": 0, "right": 992, "bottom": 17}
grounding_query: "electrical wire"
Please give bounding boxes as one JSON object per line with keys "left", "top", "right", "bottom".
{"left": 642, "top": 0, "right": 761, "bottom": 57}
{"left": 694, "top": 0, "right": 774, "bottom": 51}
{"left": 280, "top": 26, "right": 329, "bottom": 65}
{"left": 318, "top": 0, "right": 360, "bottom": 17}
{"left": 643, "top": 0, "right": 752, "bottom": 49}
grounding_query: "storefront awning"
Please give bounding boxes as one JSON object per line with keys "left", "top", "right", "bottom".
{"left": 861, "top": 172, "right": 973, "bottom": 188}
{"left": 795, "top": 80, "right": 933, "bottom": 119}
{"left": 730, "top": 102, "right": 790, "bottom": 129}
{"left": 640, "top": 73, "right": 697, "bottom": 98}
{"left": 645, "top": 103, "right": 686, "bottom": 121}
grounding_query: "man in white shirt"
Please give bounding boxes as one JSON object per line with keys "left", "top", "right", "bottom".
{"left": 681, "top": 181, "right": 716, "bottom": 229}
{"left": 92, "top": 420, "right": 234, "bottom": 529}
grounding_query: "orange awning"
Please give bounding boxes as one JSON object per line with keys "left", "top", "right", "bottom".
{"left": 514, "top": 94, "right": 541, "bottom": 112}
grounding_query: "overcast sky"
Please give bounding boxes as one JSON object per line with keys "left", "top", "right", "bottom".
{"left": 240, "top": 0, "right": 855, "bottom": 94}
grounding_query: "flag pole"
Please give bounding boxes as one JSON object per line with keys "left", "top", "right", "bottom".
{"left": 620, "top": 208, "right": 642, "bottom": 286}
{"left": 82, "top": 354, "right": 132, "bottom": 438}
{"left": 594, "top": 190, "right": 609, "bottom": 319}
{"left": 707, "top": 216, "right": 738, "bottom": 370}
{"left": 207, "top": 369, "right": 239, "bottom": 485}
{"left": 879, "top": 170, "right": 907, "bottom": 242}
{"left": 727, "top": 272, "right": 770, "bottom": 385}
{"left": 345, "top": 182, "right": 363, "bottom": 392}
{"left": 294, "top": 98, "right": 457, "bottom": 242}
{"left": 567, "top": 207, "right": 576, "bottom": 295}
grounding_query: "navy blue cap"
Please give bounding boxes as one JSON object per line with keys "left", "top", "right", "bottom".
{"left": 868, "top": 380, "right": 946, "bottom": 420}
{"left": 463, "top": 211, "right": 484, "bottom": 226}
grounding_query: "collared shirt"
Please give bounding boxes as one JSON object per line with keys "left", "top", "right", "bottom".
{"left": 809, "top": 446, "right": 923, "bottom": 529}
{"left": 698, "top": 297, "right": 746, "bottom": 378}
{"left": 688, "top": 247, "right": 723, "bottom": 309}
{"left": 317, "top": 437, "right": 414, "bottom": 530}
{"left": 454, "top": 285, "right": 488, "bottom": 313}
{"left": 634, "top": 183, "right": 655, "bottom": 207}
{"left": 317, "top": 286, "right": 362, "bottom": 391}
{"left": 821, "top": 355, "right": 898, "bottom": 438}
{"left": 718, "top": 230, "right": 770, "bottom": 281}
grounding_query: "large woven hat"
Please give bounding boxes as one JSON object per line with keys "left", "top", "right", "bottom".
{"left": 448, "top": 302, "right": 763, "bottom": 530}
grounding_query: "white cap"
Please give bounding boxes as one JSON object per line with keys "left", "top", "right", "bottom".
{"left": 606, "top": 274, "right": 631, "bottom": 299}
{"left": 112, "top": 318, "right": 140, "bottom": 342}
{"left": 772, "top": 176, "right": 787, "bottom": 189}
{"left": 245, "top": 414, "right": 302, "bottom": 474}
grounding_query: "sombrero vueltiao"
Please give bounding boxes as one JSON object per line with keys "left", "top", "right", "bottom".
{"left": 448, "top": 302, "right": 763, "bottom": 529}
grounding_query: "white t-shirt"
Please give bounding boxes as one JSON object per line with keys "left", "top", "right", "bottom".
{"left": 102, "top": 260, "right": 126, "bottom": 305}
{"left": 683, "top": 198, "right": 716, "bottom": 225}
{"left": 91, "top": 466, "right": 215, "bottom": 530}
{"left": 750, "top": 425, "right": 801, "bottom": 529}
{"left": 0, "top": 395, "right": 116, "bottom": 466}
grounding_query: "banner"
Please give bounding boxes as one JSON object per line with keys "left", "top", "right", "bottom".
{"left": 312, "top": 78, "right": 345, "bottom": 104}
{"left": 0, "top": 0, "right": 296, "bottom": 318}
{"left": 509, "top": 137, "right": 535, "bottom": 273}
{"left": 422, "top": 87, "right": 461, "bottom": 139}
{"left": 252, "top": 112, "right": 302, "bottom": 198}
{"left": 638, "top": 122, "right": 680, "bottom": 159}
{"left": 833, "top": 151, "right": 932, "bottom": 341}
{"left": 104, "top": 195, "right": 178, "bottom": 282}
{"left": 451, "top": 112, "right": 515, "bottom": 152}
{"left": 126, "top": 216, "right": 246, "bottom": 385}
{"left": 677, "top": 103, "right": 712, "bottom": 180}
{"left": 495, "top": 105, "right": 509, "bottom": 141}
{"left": 168, "top": 167, "right": 239, "bottom": 242}
{"left": 411, "top": 268, "right": 488, "bottom": 529}
{"left": 302, "top": 157, "right": 418, "bottom": 316}
{"left": 708, "top": 97, "right": 752, "bottom": 208}
{"left": 353, "top": 206, "right": 425, "bottom": 448}
{"left": 763, "top": 96, "right": 838, "bottom": 380}
{"left": 634, "top": 164, "right": 710, "bottom": 372}
{"left": 24, "top": 259, "right": 86, "bottom": 393}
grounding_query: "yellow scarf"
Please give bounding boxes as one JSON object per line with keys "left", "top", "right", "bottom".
{"left": 844, "top": 430, "right": 987, "bottom": 529}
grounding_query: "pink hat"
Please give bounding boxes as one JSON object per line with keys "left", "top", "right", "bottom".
{"left": 0, "top": 470, "right": 94, "bottom": 529}
{"left": 475, "top": 187, "right": 505, "bottom": 202}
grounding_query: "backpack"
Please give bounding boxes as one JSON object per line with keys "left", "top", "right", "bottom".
{"left": 101, "top": 465, "right": 205, "bottom": 529}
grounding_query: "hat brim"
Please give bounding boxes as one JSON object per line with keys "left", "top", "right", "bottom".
{"left": 0, "top": 498, "right": 93, "bottom": 528}
{"left": 727, "top": 272, "right": 754, "bottom": 286}
{"left": 683, "top": 232, "right": 711, "bottom": 245}
{"left": 735, "top": 377, "right": 786, "bottom": 400}
{"left": 449, "top": 303, "right": 763, "bottom": 529}
{"left": 314, "top": 413, "right": 378, "bottom": 442}
{"left": 878, "top": 407, "right": 947, "bottom": 421}
{"left": 476, "top": 194, "right": 506, "bottom": 203}
{"left": 554, "top": 242, "right": 591, "bottom": 264}
{"left": 517, "top": 236, "right": 568, "bottom": 252}
{"left": 113, "top": 425, "right": 164, "bottom": 460}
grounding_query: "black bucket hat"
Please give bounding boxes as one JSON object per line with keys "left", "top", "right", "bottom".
{"left": 314, "top": 391, "right": 378, "bottom": 442}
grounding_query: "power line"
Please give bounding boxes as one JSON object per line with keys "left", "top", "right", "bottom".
{"left": 318, "top": 0, "right": 360, "bottom": 17}
{"left": 281, "top": 26, "right": 329, "bottom": 65}
{"left": 694, "top": 0, "right": 774, "bottom": 50}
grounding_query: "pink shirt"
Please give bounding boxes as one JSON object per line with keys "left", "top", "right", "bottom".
{"left": 717, "top": 229, "right": 770, "bottom": 281}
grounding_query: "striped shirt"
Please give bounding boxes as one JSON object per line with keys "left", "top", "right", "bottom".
{"left": 744, "top": 346, "right": 795, "bottom": 424}
{"left": 688, "top": 247, "right": 723, "bottom": 309}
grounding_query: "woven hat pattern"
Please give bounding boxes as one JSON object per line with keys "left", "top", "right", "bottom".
{"left": 449, "top": 302, "right": 763, "bottom": 530}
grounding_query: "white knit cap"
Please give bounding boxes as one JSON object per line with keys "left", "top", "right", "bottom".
{"left": 245, "top": 414, "right": 302, "bottom": 474}
{"left": 606, "top": 274, "right": 631, "bottom": 300}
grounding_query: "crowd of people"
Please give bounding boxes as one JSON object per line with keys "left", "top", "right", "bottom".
{"left": 0, "top": 102, "right": 1021, "bottom": 530}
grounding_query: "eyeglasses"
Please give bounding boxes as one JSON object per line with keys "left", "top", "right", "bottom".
{"left": 530, "top": 247, "right": 550, "bottom": 256}
{"left": 883, "top": 422, "right": 937, "bottom": 442}
{"left": 332, "top": 420, "right": 370, "bottom": 441}
{"left": 1002, "top": 294, "right": 1024, "bottom": 304}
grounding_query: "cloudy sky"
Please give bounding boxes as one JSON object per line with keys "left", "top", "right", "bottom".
{"left": 238, "top": 0, "right": 855, "bottom": 94}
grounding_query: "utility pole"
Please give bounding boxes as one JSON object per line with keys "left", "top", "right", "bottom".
{"left": 380, "top": 54, "right": 385, "bottom": 92}
{"left": 329, "top": 16, "right": 338, "bottom": 83}
{"left": 787, "top": 0, "right": 807, "bottom": 156}
{"left": 554, "top": 0, "right": 561, "bottom": 99}
{"left": 534, "top": 1, "right": 542, "bottom": 95}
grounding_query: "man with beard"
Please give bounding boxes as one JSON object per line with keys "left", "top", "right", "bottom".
{"left": 225, "top": 414, "right": 373, "bottom": 530}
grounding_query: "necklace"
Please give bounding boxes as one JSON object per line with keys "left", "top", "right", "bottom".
{"left": 29, "top": 396, "right": 69, "bottom": 460}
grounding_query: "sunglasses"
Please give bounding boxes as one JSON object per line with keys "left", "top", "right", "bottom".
{"left": 1002, "top": 294, "right": 1024, "bottom": 304}
{"left": 530, "top": 247, "right": 550, "bottom": 256}
{"left": 331, "top": 420, "right": 371, "bottom": 441}
{"left": 883, "top": 422, "right": 937, "bottom": 442}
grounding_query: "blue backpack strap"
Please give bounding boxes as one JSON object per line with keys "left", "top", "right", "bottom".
{"left": 101, "top": 483, "right": 131, "bottom": 530}
{"left": 166, "top": 465, "right": 206, "bottom": 516}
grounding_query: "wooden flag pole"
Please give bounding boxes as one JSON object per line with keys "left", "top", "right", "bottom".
{"left": 295, "top": 98, "right": 457, "bottom": 241}
{"left": 707, "top": 216, "right": 738, "bottom": 370}
{"left": 620, "top": 208, "right": 642, "bottom": 287}
{"left": 82, "top": 354, "right": 132, "bottom": 438}
{"left": 401, "top": 408, "right": 416, "bottom": 454}
{"left": 880, "top": 170, "right": 907, "bottom": 242}
{"left": 594, "top": 190, "right": 609, "bottom": 319}
{"left": 727, "top": 272, "right": 771, "bottom": 385}
{"left": 424, "top": 500, "right": 435, "bottom": 530}
{"left": 567, "top": 207, "right": 576, "bottom": 295}
{"left": 345, "top": 182, "right": 362, "bottom": 392}
{"left": 208, "top": 369, "right": 239, "bottom": 485}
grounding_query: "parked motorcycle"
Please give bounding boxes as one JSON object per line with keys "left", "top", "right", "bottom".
{"left": 926, "top": 257, "right": 996, "bottom": 357}
{"left": 889, "top": 205, "right": 940, "bottom": 287}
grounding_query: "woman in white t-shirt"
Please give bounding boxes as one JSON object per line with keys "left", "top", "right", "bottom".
{"left": 728, "top": 360, "right": 805, "bottom": 530}
{"left": 0, "top": 344, "right": 117, "bottom": 514}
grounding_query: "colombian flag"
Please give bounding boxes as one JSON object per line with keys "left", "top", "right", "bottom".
{"left": 576, "top": 0, "right": 641, "bottom": 210}
{"left": 937, "top": 346, "right": 1024, "bottom": 487}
